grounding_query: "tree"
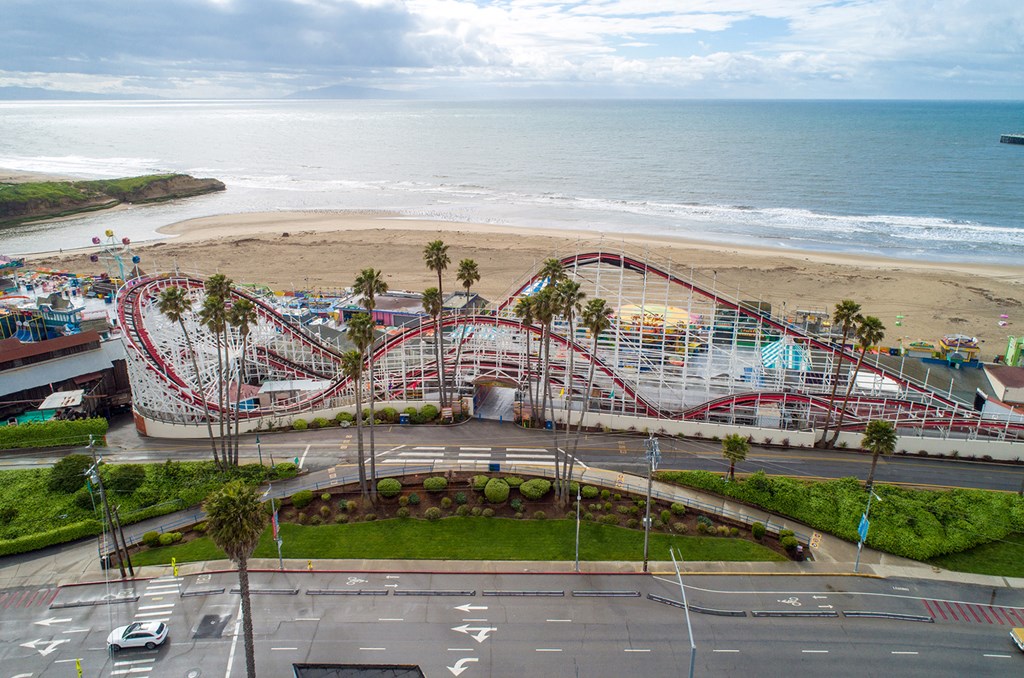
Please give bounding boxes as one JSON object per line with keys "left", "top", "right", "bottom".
{"left": 158, "top": 285, "right": 220, "bottom": 466}
{"left": 817, "top": 299, "right": 862, "bottom": 447}
{"left": 341, "top": 349, "right": 368, "bottom": 497}
{"left": 829, "top": 315, "right": 886, "bottom": 447}
{"left": 423, "top": 240, "right": 450, "bottom": 407}
{"left": 421, "top": 287, "right": 444, "bottom": 413}
{"left": 721, "top": 434, "right": 749, "bottom": 481}
{"left": 452, "top": 259, "right": 480, "bottom": 407}
{"left": 346, "top": 315, "right": 375, "bottom": 499}
{"left": 199, "top": 293, "right": 229, "bottom": 464}
{"left": 566, "top": 297, "right": 612, "bottom": 496}
{"left": 555, "top": 277, "right": 585, "bottom": 499}
{"left": 532, "top": 285, "right": 559, "bottom": 491}
{"left": 353, "top": 268, "right": 388, "bottom": 491}
{"left": 513, "top": 296, "right": 538, "bottom": 425}
{"left": 227, "top": 298, "right": 258, "bottom": 466}
{"left": 861, "top": 420, "right": 897, "bottom": 488}
{"left": 204, "top": 480, "right": 266, "bottom": 678}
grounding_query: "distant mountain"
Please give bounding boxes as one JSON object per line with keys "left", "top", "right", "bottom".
{"left": 284, "top": 84, "right": 413, "bottom": 100}
{"left": 0, "top": 87, "right": 162, "bottom": 101}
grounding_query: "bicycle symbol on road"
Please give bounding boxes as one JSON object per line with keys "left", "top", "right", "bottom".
{"left": 777, "top": 597, "right": 801, "bottom": 607}
{"left": 346, "top": 576, "right": 368, "bottom": 586}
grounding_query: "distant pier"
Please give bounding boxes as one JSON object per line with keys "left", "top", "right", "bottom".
{"left": 1000, "top": 134, "right": 1024, "bottom": 145}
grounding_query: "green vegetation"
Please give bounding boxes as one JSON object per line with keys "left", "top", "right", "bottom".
{"left": 135, "top": 518, "right": 785, "bottom": 564}
{"left": 929, "top": 533, "right": 1024, "bottom": 578}
{"left": 657, "top": 469, "right": 1024, "bottom": 561}
{"left": 132, "top": 536, "right": 228, "bottom": 566}
{"left": 0, "top": 418, "right": 108, "bottom": 450}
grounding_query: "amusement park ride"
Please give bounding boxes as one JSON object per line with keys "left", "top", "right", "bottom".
{"left": 115, "top": 247, "right": 1024, "bottom": 444}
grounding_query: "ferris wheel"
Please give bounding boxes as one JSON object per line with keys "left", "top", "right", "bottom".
{"left": 89, "top": 230, "right": 142, "bottom": 281}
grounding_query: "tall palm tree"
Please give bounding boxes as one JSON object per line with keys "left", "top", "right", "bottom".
{"left": 421, "top": 287, "right": 444, "bottom": 410}
{"left": 227, "top": 297, "right": 258, "bottom": 466}
{"left": 203, "top": 480, "right": 266, "bottom": 678}
{"left": 158, "top": 285, "right": 219, "bottom": 465}
{"left": 514, "top": 296, "right": 538, "bottom": 425}
{"left": 206, "top": 274, "right": 235, "bottom": 458}
{"left": 566, "top": 297, "right": 612, "bottom": 494}
{"left": 346, "top": 314, "right": 374, "bottom": 499}
{"left": 353, "top": 269, "right": 388, "bottom": 490}
{"left": 555, "top": 278, "right": 585, "bottom": 497}
{"left": 423, "top": 241, "right": 450, "bottom": 407}
{"left": 452, "top": 259, "right": 480, "bottom": 407}
{"left": 817, "top": 299, "right": 862, "bottom": 447}
{"left": 530, "top": 285, "right": 560, "bottom": 494}
{"left": 341, "top": 349, "right": 368, "bottom": 497}
{"left": 721, "top": 433, "right": 749, "bottom": 481}
{"left": 861, "top": 419, "right": 897, "bottom": 489}
{"left": 199, "top": 292, "right": 229, "bottom": 466}
{"left": 830, "top": 315, "right": 886, "bottom": 447}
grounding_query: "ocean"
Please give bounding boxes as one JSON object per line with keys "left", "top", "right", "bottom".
{"left": 1, "top": 99, "right": 1022, "bottom": 263}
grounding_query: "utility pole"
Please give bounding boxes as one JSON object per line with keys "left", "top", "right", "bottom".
{"left": 670, "top": 547, "right": 697, "bottom": 678}
{"left": 854, "top": 485, "right": 882, "bottom": 573}
{"left": 574, "top": 483, "right": 582, "bottom": 573}
{"left": 86, "top": 436, "right": 127, "bottom": 578}
{"left": 112, "top": 506, "right": 135, "bottom": 578}
{"left": 642, "top": 434, "right": 660, "bottom": 573}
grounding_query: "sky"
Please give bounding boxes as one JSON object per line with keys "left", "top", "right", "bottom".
{"left": 1, "top": 0, "right": 1022, "bottom": 99}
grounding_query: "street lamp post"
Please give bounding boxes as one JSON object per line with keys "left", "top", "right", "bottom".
{"left": 256, "top": 435, "right": 263, "bottom": 467}
{"left": 86, "top": 436, "right": 128, "bottom": 579}
{"left": 854, "top": 485, "right": 882, "bottom": 573}
{"left": 265, "top": 484, "right": 284, "bottom": 570}
{"left": 574, "top": 483, "right": 582, "bottom": 572}
{"left": 670, "top": 547, "right": 697, "bottom": 678}
{"left": 642, "top": 435, "right": 660, "bottom": 573}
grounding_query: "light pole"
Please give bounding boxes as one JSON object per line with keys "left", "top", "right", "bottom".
{"left": 256, "top": 435, "right": 263, "bottom": 467}
{"left": 670, "top": 547, "right": 697, "bottom": 678}
{"left": 854, "top": 485, "right": 882, "bottom": 573}
{"left": 642, "top": 435, "right": 660, "bottom": 573}
{"left": 574, "top": 483, "right": 582, "bottom": 572}
{"left": 264, "top": 484, "right": 284, "bottom": 570}
{"left": 86, "top": 436, "right": 127, "bottom": 579}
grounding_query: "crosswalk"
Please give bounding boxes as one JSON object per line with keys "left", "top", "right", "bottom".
{"left": 110, "top": 576, "right": 182, "bottom": 676}
{"left": 377, "top": 445, "right": 585, "bottom": 468}
{"left": 0, "top": 586, "right": 57, "bottom": 609}
{"left": 922, "top": 599, "right": 1024, "bottom": 625}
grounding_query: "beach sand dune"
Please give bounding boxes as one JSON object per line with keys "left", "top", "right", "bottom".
{"left": 26, "top": 210, "right": 1024, "bottom": 359}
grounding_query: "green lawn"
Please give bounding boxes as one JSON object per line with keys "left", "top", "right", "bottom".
{"left": 929, "top": 533, "right": 1024, "bottom": 578}
{"left": 131, "top": 517, "right": 785, "bottom": 565}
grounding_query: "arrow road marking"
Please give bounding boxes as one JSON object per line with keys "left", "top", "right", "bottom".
{"left": 34, "top": 617, "right": 72, "bottom": 627}
{"left": 386, "top": 575, "right": 401, "bottom": 579}
{"left": 455, "top": 603, "right": 488, "bottom": 612}
{"left": 451, "top": 624, "right": 497, "bottom": 643}
{"left": 20, "top": 638, "right": 70, "bottom": 656}
{"left": 448, "top": 657, "right": 479, "bottom": 676}
{"left": 812, "top": 595, "right": 828, "bottom": 599}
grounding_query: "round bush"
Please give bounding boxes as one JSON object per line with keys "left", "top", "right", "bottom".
{"left": 425, "top": 507, "right": 442, "bottom": 521}
{"left": 310, "top": 515, "right": 323, "bottom": 525}
{"left": 514, "top": 512, "right": 524, "bottom": 519}
{"left": 626, "top": 518, "right": 639, "bottom": 529}
{"left": 313, "top": 417, "right": 331, "bottom": 429}
{"left": 364, "top": 513, "right": 377, "bottom": 522}
{"left": 440, "top": 497, "right": 453, "bottom": 509}
{"left": 781, "top": 535, "right": 800, "bottom": 552}
{"left": 297, "top": 512, "right": 308, "bottom": 524}
{"left": 510, "top": 498, "right": 524, "bottom": 512}
{"left": 779, "top": 528, "right": 795, "bottom": 539}
{"left": 345, "top": 500, "right": 358, "bottom": 512}
{"left": 292, "top": 418, "right": 308, "bottom": 430}
{"left": 142, "top": 531, "right": 160, "bottom": 547}
{"left": 319, "top": 506, "right": 331, "bottom": 518}
{"left": 503, "top": 476, "right": 524, "bottom": 488}
{"left": 291, "top": 490, "right": 314, "bottom": 509}
{"left": 600, "top": 489, "right": 611, "bottom": 500}
{"left": 396, "top": 507, "right": 411, "bottom": 518}
{"left": 424, "top": 476, "right": 448, "bottom": 493}
{"left": 600, "top": 514, "right": 619, "bottom": 525}
{"left": 377, "top": 478, "right": 402, "bottom": 498}
{"left": 603, "top": 502, "right": 613, "bottom": 511}
{"left": 334, "top": 514, "right": 349, "bottom": 524}
{"left": 471, "top": 507, "right": 482, "bottom": 517}
{"left": 398, "top": 496, "right": 409, "bottom": 507}
{"left": 192, "top": 522, "right": 208, "bottom": 533}
{"left": 272, "top": 462, "right": 298, "bottom": 479}
{"left": 670, "top": 503, "right": 687, "bottom": 516}
{"left": 158, "top": 533, "right": 174, "bottom": 546}
{"left": 660, "top": 509, "right": 672, "bottom": 525}
{"left": 484, "top": 478, "right": 510, "bottom": 503}
{"left": 320, "top": 493, "right": 331, "bottom": 502}
{"left": 581, "top": 485, "right": 600, "bottom": 499}
{"left": 48, "top": 454, "right": 93, "bottom": 494}
{"left": 533, "top": 511, "right": 547, "bottom": 520}
{"left": 730, "top": 527, "right": 740, "bottom": 536}
{"left": 470, "top": 475, "right": 489, "bottom": 491}
{"left": 420, "top": 404, "right": 439, "bottom": 421}
{"left": 456, "top": 505, "right": 470, "bottom": 517}
{"left": 583, "top": 512, "right": 594, "bottom": 521}
{"left": 673, "top": 522, "right": 688, "bottom": 534}
{"left": 482, "top": 508, "right": 495, "bottom": 518}
{"left": 335, "top": 411, "right": 355, "bottom": 424}
{"left": 408, "top": 493, "right": 421, "bottom": 506}
{"left": 379, "top": 407, "right": 399, "bottom": 423}
{"left": 751, "top": 522, "right": 766, "bottom": 540}
{"left": 519, "top": 478, "right": 552, "bottom": 500}
{"left": 454, "top": 492, "right": 468, "bottom": 505}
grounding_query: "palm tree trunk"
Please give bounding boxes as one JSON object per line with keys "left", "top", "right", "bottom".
{"left": 730, "top": 460, "right": 736, "bottom": 481}
{"left": 865, "top": 452, "right": 881, "bottom": 489}
{"left": 367, "top": 347, "right": 378, "bottom": 503}
{"left": 237, "top": 556, "right": 257, "bottom": 678}
{"left": 233, "top": 333, "right": 247, "bottom": 466}
{"left": 182, "top": 323, "right": 220, "bottom": 467}
{"left": 215, "top": 335, "right": 228, "bottom": 463}
{"left": 817, "top": 329, "right": 851, "bottom": 446}
{"left": 561, "top": 317, "right": 576, "bottom": 498}
{"left": 437, "top": 272, "right": 448, "bottom": 409}
{"left": 522, "top": 327, "right": 535, "bottom": 424}
{"left": 567, "top": 336, "right": 600, "bottom": 502}
{"left": 452, "top": 305, "right": 468, "bottom": 414}
{"left": 829, "top": 349, "right": 869, "bottom": 446}
{"left": 355, "top": 373, "right": 367, "bottom": 497}
{"left": 434, "top": 316, "right": 446, "bottom": 409}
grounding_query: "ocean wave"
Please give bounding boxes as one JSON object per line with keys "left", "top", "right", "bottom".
{"left": 0, "top": 154, "right": 162, "bottom": 178}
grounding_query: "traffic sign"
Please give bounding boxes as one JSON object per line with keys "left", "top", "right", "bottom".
{"left": 858, "top": 514, "right": 869, "bottom": 542}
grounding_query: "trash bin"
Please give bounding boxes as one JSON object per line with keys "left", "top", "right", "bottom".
{"left": 489, "top": 463, "right": 500, "bottom": 472}
{"left": 545, "top": 420, "right": 553, "bottom": 430}
{"left": 888, "top": 348, "right": 900, "bottom": 356}
{"left": 99, "top": 554, "right": 112, "bottom": 570}
{"left": 399, "top": 413, "right": 410, "bottom": 424}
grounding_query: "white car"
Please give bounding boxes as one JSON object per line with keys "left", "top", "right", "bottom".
{"left": 106, "top": 621, "right": 168, "bottom": 651}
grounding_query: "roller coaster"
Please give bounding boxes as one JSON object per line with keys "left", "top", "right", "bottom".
{"left": 118, "top": 248, "right": 1023, "bottom": 442}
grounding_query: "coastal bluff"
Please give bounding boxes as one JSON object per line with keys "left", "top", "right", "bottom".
{"left": 0, "top": 173, "right": 225, "bottom": 225}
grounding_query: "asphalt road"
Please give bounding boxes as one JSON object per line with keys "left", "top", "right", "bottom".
{"left": 3, "top": 572, "right": 1023, "bottom": 677}
{"left": 5, "top": 418, "right": 1024, "bottom": 493}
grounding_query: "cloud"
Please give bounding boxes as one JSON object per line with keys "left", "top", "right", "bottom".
{"left": 0, "top": 0, "right": 1020, "bottom": 98}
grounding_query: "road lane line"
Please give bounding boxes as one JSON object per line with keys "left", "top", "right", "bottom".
{"left": 224, "top": 601, "right": 242, "bottom": 678}
{"left": 462, "top": 618, "right": 488, "bottom": 622}
{"left": 624, "top": 649, "right": 651, "bottom": 652}
{"left": 413, "top": 446, "right": 446, "bottom": 451}
{"left": 983, "top": 654, "right": 1011, "bottom": 658}
{"left": 891, "top": 651, "right": 919, "bottom": 655}
{"left": 294, "top": 618, "right": 320, "bottom": 621}
{"left": 448, "top": 648, "right": 474, "bottom": 651}
{"left": 459, "top": 452, "right": 491, "bottom": 457}
{"left": 360, "top": 647, "right": 387, "bottom": 651}
{"left": 378, "top": 618, "right": 405, "bottom": 621}
{"left": 536, "top": 648, "right": 562, "bottom": 652}
{"left": 298, "top": 445, "right": 311, "bottom": 469}
{"left": 460, "top": 447, "right": 492, "bottom": 451}
{"left": 138, "top": 603, "right": 175, "bottom": 610}
{"left": 135, "top": 611, "right": 171, "bottom": 618}
{"left": 271, "top": 647, "right": 298, "bottom": 651}
{"left": 507, "top": 447, "right": 547, "bottom": 452}
{"left": 399, "top": 450, "right": 444, "bottom": 457}
{"left": 713, "top": 650, "right": 739, "bottom": 653}
{"left": 801, "top": 650, "right": 828, "bottom": 654}
{"left": 546, "top": 619, "right": 572, "bottom": 622}
{"left": 113, "top": 659, "right": 156, "bottom": 666}
{"left": 505, "top": 453, "right": 552, "bottom": 459}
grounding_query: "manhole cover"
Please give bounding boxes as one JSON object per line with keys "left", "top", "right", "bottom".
{"left": 193, "top": 614, "right": 230, "bottom": 639}
{"left": 186, "top": 670, "right": 202, "bottom": 678}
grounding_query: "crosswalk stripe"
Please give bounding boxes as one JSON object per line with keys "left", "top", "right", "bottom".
{"left": 505, "top": 453, "right": 553, "bottom": 459}
{"left": 412, "top": 446, "right": 446, "bottom": 451}
{"left": 460, "top": 447, "right": 492, "bottom": 451}
{"left": 398, "top": 450, "right": 444, "bottom": 457}
{"left": 458, "top": 452, "right": 491, "bottom": 458}
{"left": 506, "top": 447, "right": 547, "bottom": 452}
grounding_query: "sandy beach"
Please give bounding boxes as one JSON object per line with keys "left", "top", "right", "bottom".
{"left": 19, "top": 209, "right": 1023, "bottom": 359}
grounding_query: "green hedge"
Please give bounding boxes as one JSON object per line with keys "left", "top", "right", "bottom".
{"left": 423, "top": 477, "right": 448, "bottom": 493}
{"left": 0, "top": 520, "right": 102, "bottom": 557}
{"left": 519, "top": 478, "right": 552, "bottom": 501}
{"left": 484, "top": 478, "right": 510, "bottom": 504}
{"left": 0, "top": 418, "right": 108, "bottom": 450}
{"left": 470, "top": 475, "right": 489, "bottom": 491}
{"left": 656, "top": 469, "right": 1024, "bottom": 561}
{"left": 291, "top": 489, "right": 314, "bottom": 509}
{"left": 377, "top": 478, "right": 403, "bottom": 498}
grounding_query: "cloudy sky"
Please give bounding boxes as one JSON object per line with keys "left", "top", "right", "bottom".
{"left": 2, "top": 0, "right": 1022, "bottom": 99}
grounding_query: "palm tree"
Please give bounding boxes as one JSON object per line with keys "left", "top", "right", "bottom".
{"left": 353, "top": 268, "right": 388, "bottom": 491}
{"left": 566, "top": 297, "right": 612, "bottom": 495}
{"left": 514, "top": 296, "right": 538, "bottom": 425}
{"left": 346, "top": 314, "right": 374, "bottom": 499}
{"left": 829, "top": 315, "right": 886, "bottom": 447}
{"left": 530, "top": 285, "right": 560, "bottom": 493}
{"left": 817, "top": 299, "right": 862, "bottom": 447}
{"left": 423, "top": 241, "right": 450, "bottom": 407}
{"left": 158, "top": 285, "right": 220, "bottom": 465}
{"left": 227, "top": 297, "right": 258, "bottom": 466}
{"left": 340, "top": 349, "right": 368, "bottom": 497}
{"left": 203, "top": 480, "right": 266, "bottom": 678}
{"left": 452, "top": 259, "right": 480, "bottom": 407}
{"left": 199, "top": 292, "right": 229, "bottom": 465}
{"left": 861, "top": 420, "right": 897, "bottom": 488}
{"left": 555, "top": 278, "right": 585, "bottom": 498}
{"left": 421, "top": 287, "right": 444, "bottom": 413}
{"left": 721, "top": 434, "right": 749, "bottom": 481}
{"left": 206, "top": 274, "right": 235, "bottom": 458}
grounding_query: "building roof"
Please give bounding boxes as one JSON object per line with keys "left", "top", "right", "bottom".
{"left": 986, "top": 364, "right": 1024, "bottom": 389}
{"left": 0, "top": 339, "right": 125, "bottom": 396}
{"left": 0, "top": 330, "right": 102, "bottom": 365}
{"left": 38, "top": 389, "right": 85, "bottom": 409}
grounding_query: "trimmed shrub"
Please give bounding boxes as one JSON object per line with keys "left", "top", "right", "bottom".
{"left": 454, "top": 492, "right": 468, "bottom": 505}
{"left": 408, "top": 493, "right": 420, "bottom": 506}
{"left": 364, "top": 513, "right": 377, "bottom": 522}
{"left": 319, "top": 506, "right": 331, "bottom": 519}
{"left": 398, "top": 496, "right": 409, "bottom": 507}
{"left": 697, "top": 515, "right": 713, "bottom": 529}
{"left": 533, "top": 511, "right": 547, "bottom": 520}
{"left": 425, "top": 507, "right": 442, "bottom": 521}
{"left": 310, "top": 515, "right": 323, "bottom": 525}
{"left": 292, "top": 418, "right": 308, "bottom": 430}
{"left": 660, "top": 509, "right": 672, "bottom": 525}
{"left": 510, "top": 498, "right": 524, "bottom": 512}
{"left": 503, "top": 476, "right": 524, "bottom": 488}
{"left": 193, "top": 521, "right": 208, "bottom": 533}
{"left": 320, "top": 493, "right": 331, "bottom": 502}
{"left": 717, "top": 526, "right": 730, "bottom": 536}
{"left": 581, "top": 485, "right": 600, "bottom": 499}
{"left": 297, "top": 512, "right": 308, "bottom": 524}
{"left": 482, "top": 508, "right": 495, "bottom": 518}
{"left": 471, "top": 507, "right": 482, "bottom": 517}
{"left": 519, "top": 478, "right": 552, "bottom": 500}
{"left": 397, "top": 507, "right": 411, "bottom": 518}
{"left": 730, "top": 527, "right": 740, "bottom": 537}
{"left": 291, "top": 490, "right": 314, "bottom": 509}
{"left": 379, "top": 407, "right": 398, "bottom": 423}
{"left": 158, "top": 533, "right": 174, "bottom": 546}
{"left": 583, "top": 512, "right": 594, "bottom": 521}
{"left": 600, "top": 489, "right": 611, "bottom": 500}
{"left": 0, "top": 417, "right": 107, "bottom": 451}
{"left": 377, "top": 478, "right": 402, "bottom": 498}
{"left": 440, "top": 497, "right": 453, "bottom": 509}
{"left": 670, "top": 503, "right": 687, "bottom": 516}
{"left": 470, "top": 475, "right": 489, "bottom": 491}
{"left": 626, "top": 518, "right": 639, "bottom": 529}
{"left": 781, "top": 535, "right": 800, "bottom": 552}
{"left": 600, "top": 514, "right": 619, "bottom": 525}
{"left": 424, "top": 476, "right": 448, "bottom": 493}
{"left": 514, "top": 512, "right": 524, "bottom": 519}
{"left": 603, "top": 502, "right": 613, "bottom": 511}
{"left": 456, "top": 505, "right": 470, "bottom": 517}
{"left": 672, "top": 522, "right": 688, "bottom": 534}
{"left": 142, "top": 531, "right": 160, "bottom": 547}
{"left": 751, "top": 522, "right": 766, "bottom": 540}
{"left": 345, "top": 500, "right": 358, "bottom": 512}
{"left": 104, "top": 464, "right": 146, "bottom": 494}
{"left": 779, "top": 529, "right": 795, "bottom": 539}
{"left": 0, "top": 520, "right": 102, "bottom": 557}
{"left": 617, "top": 505, "right": 631, "bottom": 515}
{"left": 48, "top": 454, "right": 94, "bottom": 494}
{"left": 420, "top": 404, "right": 439, "bottom": 421}
{"left": 313, "top": 417, "right": 331, "bottom": 429}
{"left": 334, "top": 514, "right": 349, "bottom": 524}
{"left": 271, "top": 462, "right": 298, "bottom": 479}
{"left": 484, "top": 478, "right": 510, "bottom": 504}
{"left": 335, "top": 411, "right": 355, "bottom": 424}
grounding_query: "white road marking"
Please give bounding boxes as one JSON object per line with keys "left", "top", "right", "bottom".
{"left": 460, "top": 447, "right": 492, "bottom": 451}
{"left": 624, "top": 649, "right": 651, "bottom": 653}
{"left": 113, "top": 659, "right": 156, "bottom": 666}
{"left": 360, "top": 647, "right": 387, "bottom": 651}
{"left": 546, "top": 619, "right": 572, "bottom": 622}
{"left": 399, "top": 450, "right": 444, "bottom": 457}
{"left": 133, "top": 617, "right": 169, "bottom": 623}
{"left": 271, "top": 647, "right": 298, "bottom": 651}
{"left": 134, "top": 611, "right": 171, "bottom": 618}
{"left": 294, "top": 618, "right": 320, "bottom": 621}
{"left": 983, "top": 654, "right": 1011, "bottom": 658}
{"left": 376, "top": 445, "right": 406, "bottom": 457}
{"left": 380, "top": 458, "right": 441, "bottom": 464}
{"left": 448, "top": 648, "right": 474, "bottom": 651}
{"left": 110, "top": 668, "right": 153, "bottom": 675}
{"left": 378, "top": 618, "right": 405, "bottom": 621}
{"left": 536, "top": 648, "right": 562, "bottom": 652}
{"left": 298, "top": 445, "right": 311, "bottom": 469}
{"left": 713, "top": 649, "right": 739, "bottom": 653}
{"left": 458, "top": 452, "right": 491, "bottom": 458}
{"left": 144, "top": 583, "right": 180, "bottom": 591}
{"left": 802, "top": 650, "right": 829, "bottom": 654}
{"left": 891, "top": 651, "right": 919, "bottom": 655}
{"left": 505, "top": 453, "right": 553, "bottom": 459}
{"left": 507, "top": 447, "right": 547, "bottom": 452}
{"left": 137, "top": 603, "right": 175, "bottom": 610}
{"left": 462, "top": 618, "right": 488, "bottom": 622}
{"left": 142, "top": 592, "right": 168, "bottom": 597}
{"left": 224, "top": 601, "right": 242, "bottom": 678}
{"left": 413, "top": 446, "right": 446, "bottom": 451}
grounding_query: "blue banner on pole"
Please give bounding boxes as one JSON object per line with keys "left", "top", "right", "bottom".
{"left": 858, "top": 514, "right": 869, "bottom": 542}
